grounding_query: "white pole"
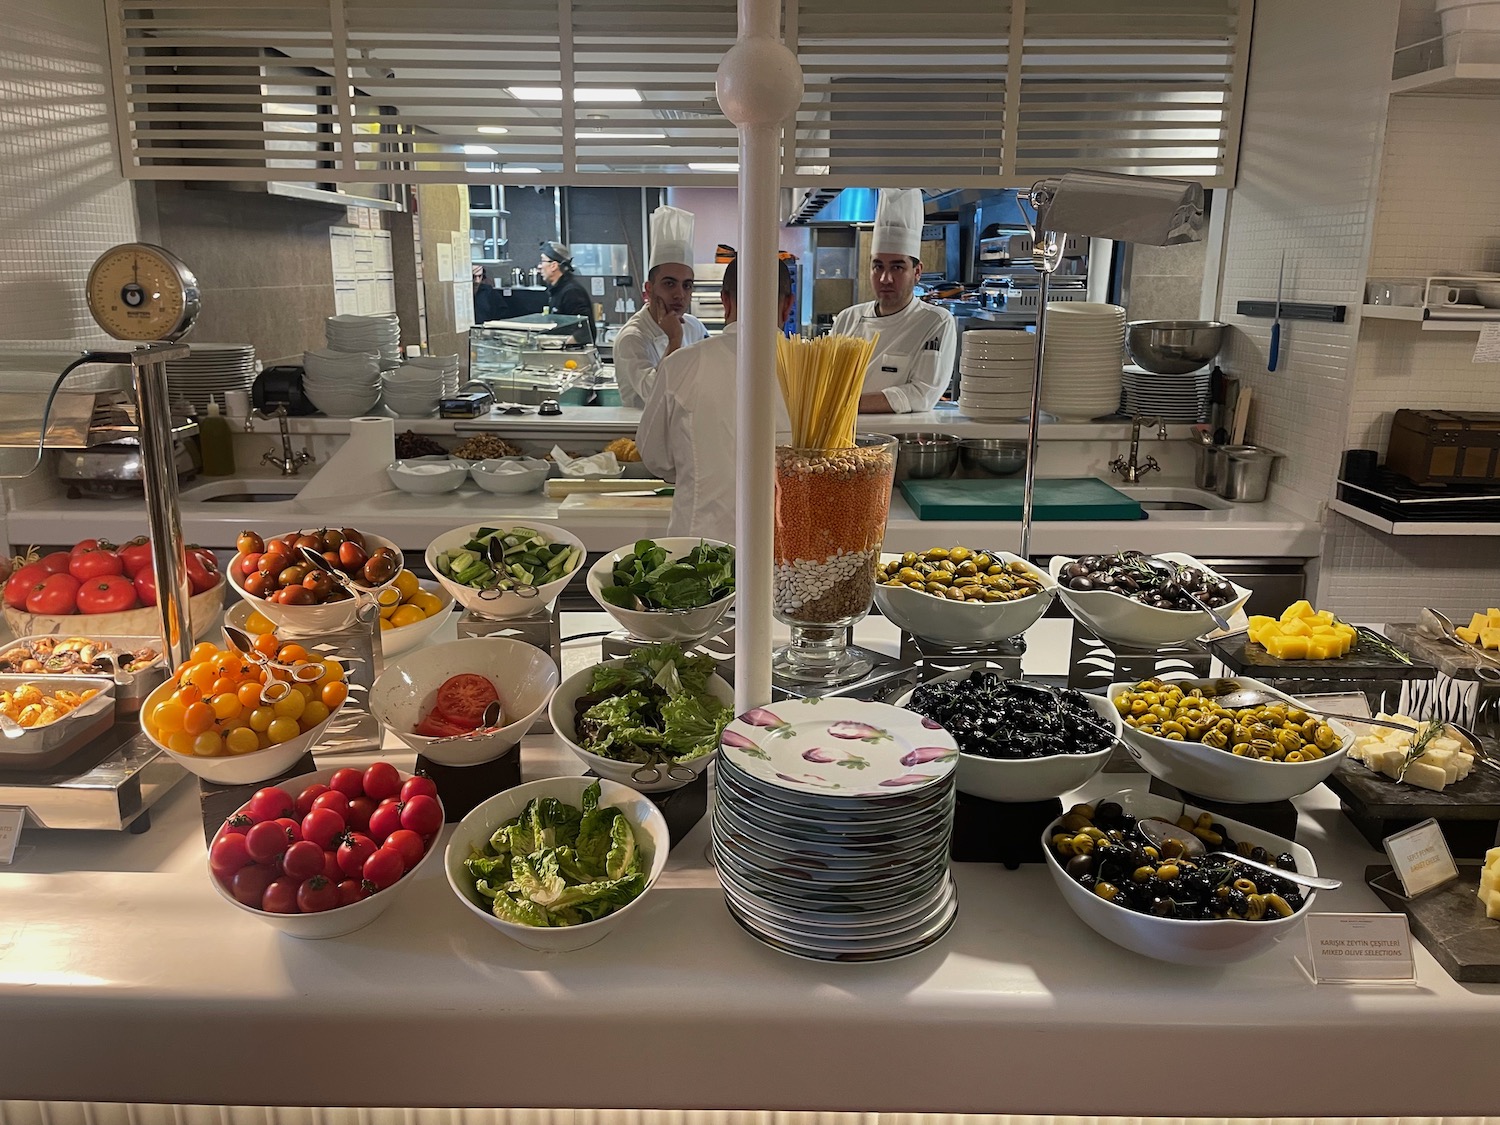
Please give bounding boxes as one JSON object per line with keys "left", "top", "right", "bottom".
{"left": 717, "top": 0, "right": 803, "bottom": 711}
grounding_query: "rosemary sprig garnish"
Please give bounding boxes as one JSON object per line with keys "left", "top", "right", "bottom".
{"left": 1339, "top": 620, "right": 1414, "bottom": 666}
{"left": 1396, "top": 719, "right": 1447, "bottom": 782}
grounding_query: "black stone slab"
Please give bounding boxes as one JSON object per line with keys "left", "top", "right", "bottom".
{"left": 1367, "top": 863, "right": 1500, "bottom": 983}
{"left": 1326, "top": 754, "right": 1500, "bottom": 859}
{"left": 416, "top": 750, "right": 522, "bottom": 822}
{"left": 1147, "top": 775, "right": 1300, "bottom": 839}
{"left": 198, "top": 750, "right": 317, "bottom": 846}
{"left": 1207, "top": 629, "right": 1436, "bottom": 681}
{"left": 949, "top": 792, "right": 1063, "bottom": 869}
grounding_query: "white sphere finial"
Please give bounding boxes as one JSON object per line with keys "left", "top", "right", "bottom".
{"left": 716, "top": 36, "right": 803, "bottom": 127}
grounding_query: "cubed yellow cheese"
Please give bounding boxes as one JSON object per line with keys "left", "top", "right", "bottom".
{"left": 1281, "top": 617, "right": 1312, "bottom": 637}
{"left": 1480, "top": 850, "right": 1500, "bottom": 917}
{"left": 1488, "top": 608, "right": 1500, "bottom": 625}
{"left": 1470, "top": 613, "right": 1490, "bottom": 634}
{"left": 1310, "top": 610, "right": 1337, "bottom": 627}
{"left": 1279, "top": 599, "right": 1314, "bottom": 624}
{"left": 1457, "top": 626, "right": 1481, "bottom": 645}
{"left": 1265, "top": 634, "right": 1310, "bottom": 660}
{"left": 1481, "top": 627, "right": 1500, "bottom": 651}
{"left": 1305, "top": 636, "right": 1342, "bottom": 660}
{"left": 1403, "top": 760, "right": 1449, "bottom": 791}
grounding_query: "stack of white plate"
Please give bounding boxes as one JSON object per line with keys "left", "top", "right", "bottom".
{"left": 403, "top": 353, "right": 461, "bottom": 398}
{"left": 957, "top": 330, "right": 1034, "bottom": 421}
{"left": 1121, "top": 367, "right": 1211, "bottom": 423}
{"left": 164, "top": 344, "right": 257, "bottom": 412}
{"left": 326, "top": 314, "right": 402, "bottom": 369}
{"left": 381, "top": 364, "right": 448, "bottom": 417}
{"left": 1039, "top": 302, "right": 1126, "bottom": 422}
{"left": 302, "top": 348, "right": 382, "bottom": 417}
{"left": 712, "top": 698, "right": 959, "bottom": 963}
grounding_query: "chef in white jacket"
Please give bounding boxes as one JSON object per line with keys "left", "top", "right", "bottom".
{"left": 831, "top": 188, "right": 957, "bottom": 414}
{"left": 638, "top": 256, "right": 794, "bottom": 543}
{"left": 611, "top": 205, "right": 708, "bottom": 409}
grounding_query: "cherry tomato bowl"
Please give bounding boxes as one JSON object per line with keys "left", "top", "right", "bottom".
{"left": 227, "top": 529, "right": 404, "bottom": 635}
{"left": 139, "top": 676, "right": 351, "bottom": 786}
{"left": 369, "top": 637, "right": 559, "bottom": 767}
{"left": 208, "top": 766, "right": 445, "bottom": 939}
{"left": 444, "top": 776, "right": 669, "bottom": 952}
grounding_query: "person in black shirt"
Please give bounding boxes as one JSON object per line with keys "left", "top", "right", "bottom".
{"left": 538, "top": 241, "right": 596, "bottom": 346}
{"left": 471, "top": 264, "right": 511, "bottom": 324}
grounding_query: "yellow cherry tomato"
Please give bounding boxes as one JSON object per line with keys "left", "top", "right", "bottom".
{"left": 266, "top": 716, "right": 301, "bottom": 744}
{"left": 378, "top": 617, "right": 394, "bottom": 631}
{"left": 392, "top": 570, "right": 420, "bottom": 601}
{"left": 408, "top": 590, "right": 443, "bottom": 617}
{"left": 273, "top": 691, "right": 306, "bottom": 720}
{"left": 183, "top": 701, "right": 215, "bottom": 736}
{"left": 376, "top": 587, "right": 402, "bottom": 610}
{"left": 210, "top": 693, "right": 242, "bottom": 721}
{"left": 190, "top": 641, "right": 219, "bottom": 664}
{"left": 152, "top": 699, "right": 186, "bottom": 733}
{"left": 167, "top": 730, "right": 196, "bottom": 755}
{"left": 301, "top": 700, "right": 330, "bottom": 727}
{"left": 244, "top": 609, "right": 276, "bottom": 634}
{"left": 321, "top": 680, "right": 348, "bottom": 709}
{"left": 319, "top": 658, "right": 344, "bottom": 682}
{"left": 390, "top": 605, "right": 425, "bottom": 629}
{"left": 248, "top": 707, "right": 275, "bottom": 732}
{"left": 192, "top": 731, "right": 225, "bottom": 758}
{"left": 225, "top": 726, "right": 260, "bottom": 755}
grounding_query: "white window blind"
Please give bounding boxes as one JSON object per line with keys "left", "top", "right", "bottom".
{"left": 105, "top": 0, "right": 1250, "bottom": 187}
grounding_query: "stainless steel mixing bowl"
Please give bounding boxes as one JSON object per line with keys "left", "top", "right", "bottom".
{"left": 1126, "top": 320, "right": 1228, "bottom": 375}
{"left": 893, "top": 432, "right": 961, "bottom": 481}
{"left": 958, "top": 437, "right": 1027, "bottom": 478}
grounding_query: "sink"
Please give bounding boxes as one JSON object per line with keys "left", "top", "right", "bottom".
{"left": 1139, "top": 500, "right": 1213, "bottom": 511}
{"left": 179, "top": 479, "right": 306, "bottom": 505}
{"left": 1115, "top": 486, "right": 1232, "bottom": 513}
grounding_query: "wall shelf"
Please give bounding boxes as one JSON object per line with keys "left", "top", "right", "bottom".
{"left": 1361, "top": 305, "right": 1500, "bottom": 330}
{"left": 1390, "top": 61, "right": 1500, "bottom": 96}
{"left": 1330, "top": 498, "right": 1500, "bottom": 537}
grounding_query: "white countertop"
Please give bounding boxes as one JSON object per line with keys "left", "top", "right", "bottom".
{"left": 0, "top": 616, "right": 1492, "bottom": 1115}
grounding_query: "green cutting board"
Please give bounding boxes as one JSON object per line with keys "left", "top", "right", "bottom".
{"left": 898, "top": 477, "right": 1145, "bottom": 521}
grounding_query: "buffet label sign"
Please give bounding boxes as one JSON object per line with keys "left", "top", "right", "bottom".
{"left": 1305, "top": 913, "right": 1415, "bottom": 983}
{"left": 0, "top": 807, "right": 22, "bottom": 864}
{"left": 1384, "top": 818, "right": 1459, "bottom": 897}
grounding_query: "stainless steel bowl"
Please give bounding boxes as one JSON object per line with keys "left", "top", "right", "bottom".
{"left": 1126, "top": 320, "right": 1228, "bottom": 375}
{"left": 958, "top": 437, "right": 1027, "bottom": 478}
{"left": 893, "top": 432, "right": 961, "bottom": 481}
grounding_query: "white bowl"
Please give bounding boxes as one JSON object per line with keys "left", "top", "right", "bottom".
{"left": 208, "top": 766, "right": 441, "bottom": 938}
{"left": 225, "top": 579, "right": 452, "bottom": 658}
{"left": 548, "top": 657, "right": 733, "bottom": 792}
{"left": 425, "top": 522, "right": 585, "bottom": 620}
{"left": 386, "top": 459, "right": 467, "bottom": 494}
{"left": 141, "top": 678, "right": 350, "bottom": 786}
{"left": 1043, "top": 788, "right": 1319, "bottom": 964}
{"left": 2, "top": 579, "right": 224, "bottom": 643}
{"left": 1475, "top": 281, "right": 1500, "bottom": 308}
{"left": 227, "top": 530, "right": 405, "bottom": 635}
{"left": 586, "top": 537, "right": 736, "bottom": 643}
{"left": 1049, "top": 552, "right": 1252, "bottom": 648}
{"left": 444, "top": 776, "right": 669, "bottom": 951}
{"left": 369, "top": 636, "right": 559, "bottom": 767}
{"left": 1107, "top": 675, "right": 1353, "bottom": 804}
{"left": 469, "top": 458, "right": 549, "bottom": 494}
{"left": 874, "top": 551, "right": 1055, "bottom": 645}
{"left": 890, "top": 664, "right": 1118, "bottom": 802}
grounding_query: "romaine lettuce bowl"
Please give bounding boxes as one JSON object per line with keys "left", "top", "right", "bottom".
{"left": 444, "top": 776, "right": 669, "bottom": 952}
{"left": 548, "top": 646, "right": 734, "bottom": 793}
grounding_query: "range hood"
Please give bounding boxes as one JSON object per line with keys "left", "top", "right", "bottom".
{"left": 788, "top": 187, "right": 1023, "bottom": 225}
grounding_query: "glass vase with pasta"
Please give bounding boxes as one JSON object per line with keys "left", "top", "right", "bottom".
{"left": 772, "top": 333, "right": 896, "bottom": 686}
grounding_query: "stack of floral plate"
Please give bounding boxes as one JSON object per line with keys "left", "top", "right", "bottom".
{"left": 712, "top": 698, "right": 959, "bottom": 962}
{"left": 165, "top": 344, "right": 257, "bottom": 412}
{"left": 1038, "top": 302, "right": 1126, "bottom": 422}
{"left": 326, "top": 314, "right": 402, "bottom": 369}
{"left": 957, "top": 330, "right": 1034, "bottom": 421}
{"left": 1121, "top": 367, "right": 1211, "bottom": 423}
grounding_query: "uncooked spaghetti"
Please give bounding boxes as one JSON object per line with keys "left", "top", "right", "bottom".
{"left": 775, "top": 333, "right": 878, "bottom": 451}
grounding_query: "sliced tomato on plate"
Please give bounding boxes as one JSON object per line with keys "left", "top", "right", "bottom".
{"left": 433, "top": 674, "right": 499, "bottom": 726}
{"left": 414, "top": 709, "right": 470, "bottom": 738}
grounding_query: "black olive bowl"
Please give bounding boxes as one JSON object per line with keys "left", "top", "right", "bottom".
{"left": 1048, "top": 551, "right": 1251, "bottom": 648}
{"left": 1041, "top": 789, "right": 1319, "bottom": 965}
{"left": 891, "top": 663, "right": 1121, "bottom": 803}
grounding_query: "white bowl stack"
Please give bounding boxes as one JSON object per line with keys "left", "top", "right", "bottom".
{"left": 1039, "top": 302, "right": 1126, "bottom": 422}
{"left": 326, "top": 314, "right": 402, "bottom": 369}
{"left": 1121, "top": 367, "right": 1212, "bottom": 423}
{"left": 406, "top": 353, "right": 460, "bottom": 397}
{"left": 381, "top": 359, "right": 455, "bottom": 417}
{"left": 957, "top": 330, "right": 1035, "bottom": 421}
{"left": 301, "top": 347, "right": 382, "bottom": 417}
{"left": 165, "top": 344, "right": 257, "bottom": 412}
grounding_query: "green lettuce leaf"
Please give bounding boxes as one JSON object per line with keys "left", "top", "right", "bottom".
{"left": 491, "top": 891, "right": 553, "bottom": 927}
{"left": 659, "top": 691, "right": 732, "bottom": 760}
{"left": 606, "top": 814, "right": 639, "bottom": 880}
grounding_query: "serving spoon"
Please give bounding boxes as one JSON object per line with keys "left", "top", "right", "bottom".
{"left": 0, "top": 714, "right": 24, "bottom": 740}
{"left": 422, "top": 699, "right": 505, "bottom": 745}
{"left": 1136, "top": 816, "right": 1341, "bottom": 890}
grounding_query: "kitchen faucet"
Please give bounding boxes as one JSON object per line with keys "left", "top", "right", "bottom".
{"left": 1109, "top": 416, "right": 1166, "bottom": 483}
{"left": 246, "top": 403, "right": 314, "bottom": 476}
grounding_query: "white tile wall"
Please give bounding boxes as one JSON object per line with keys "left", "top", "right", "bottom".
{"left": 0, "top": 0, "right": 137, "bottom": 344}
{"left": 1319, "top": 512, "right": 1500, "bottom": 620}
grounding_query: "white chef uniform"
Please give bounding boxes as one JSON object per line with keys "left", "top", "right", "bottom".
{"left": 612, "top": 205, "right": 707, "bottom": 409}
{"left": 637, "top": 324, "right": 789, "bottom": 543}
{"left": 831, "top": 188, "right": 957, "bottom": 414}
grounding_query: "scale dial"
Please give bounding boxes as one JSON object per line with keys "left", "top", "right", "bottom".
{"left": 86, "top": 243, "right": 200, "bottom": 342}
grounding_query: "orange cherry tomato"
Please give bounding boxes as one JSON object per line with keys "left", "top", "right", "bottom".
{"left": 320, "top": 680, "right": 348, "bottom": 709}
{"left": 174, "top": 684, "right": 203, "bottom": 706}
{"left": 236, "top": 681, "right": 263, "bottom": 709}
{"left": 190, "top": 642, "right": 219, "bottom": 664}
{"left": 252, "top": 633, "right": 280, "bottom": 659}
{"left": 277, "top": 643, "right": 310, "bottom": 665}
{"left": 210, "top": 652, "right": 240, "bottom": 678}
{"left": 182, "top": 701, "right": 215, "bottom": 736}
{"left": 210, "top": 676, "right": 236, "bottom": 698}
{"left": 187, "top": 663, "right": 216, "bottom": 694}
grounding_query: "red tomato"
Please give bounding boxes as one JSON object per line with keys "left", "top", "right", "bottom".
{"left": 310, "top": 790, "right": 349, "bottom": 820}
{"left": 186, "top": 547, "right": 221, "bottom": 594}
{"left": 245, "top": 819, "right": 291, "bottom": 864}
{"left": 400, "top": 775, "right": 438, "bottom": 803}
{"left": 328, "top": 767, "right": 364, "bottom": 799}
{"left": 39, "top": 551, "right": 72, "bottom": 576}
{"left": 132, "top": 567, "right": 158, "bottom": 607}
{"left": 209, "top": 833, "right": 253, "bottom": 879}
{"left": 25, "top": 572, "right": 80, "bottom": 616}
{"left": 362, "top": 846, "right": 405, "bottom": 890}
{"left": 367, "top": 798, "right": 402, "bottom": 843}
{"left": 300, "top": 806, "right": 346, "bottom": 850}
{"left": 118, "top": 538, "right": 153, "bottom": 578}
{"left": 297, "top": 875, "right": 340, "bottom": 913}
{"left": 336, "top": 878, "right": 371, "bottom": 907}
{"left": 414, "top": 710, "right": 468, "bottom": 738}
{"left": 281, "top": 839, "right": 326, "bottom": 882}
{"left": 399, "top": 794, "right": 443, "bottom": 837}
{"left": 261, "top": 879, "right": 300, "bottom": 914}
{"left": 435, "top": 674, "right": 499, "bottom": 726}
{"left": 383, "top": 828, "right": 426, "bottom": 870}
{"left": 69, "top": 547, "right": 123, "bottom": 582}
{"left": 76, "top": 574, "right": 138, "bottom": 614}
{"left": 238, "top": 553, "right": 263, "bottom": 577}
{"left": 336, "top": 831, "right": 378, "bottom": 877}
{"left": 321, "top": 848, "right": 342, "bottom": 882}
{"left": 361, "top": 761, "right": 402, "bottom": 802}
{"left": 246, "top": 787, "right": 294, "bottom": 822}
{"left": 229, "top": 864, "right": 275, "bottom": 907}
{"left": 273, "top": 816, "right": 302, "bottom": 843}
{"left": 69, "top": 538, "right": 100, "bottom": 558}
{"left": 3, "top": 562, "right": 48, "bottom": 609}
{"left": 294, "top": 783, "right": 331, "bottom": 819}
{"left": 345, "top": 795, "right": 375, "bottom": 834}
{"left": 221, "top": 813, "right": 254, "bottom": 836}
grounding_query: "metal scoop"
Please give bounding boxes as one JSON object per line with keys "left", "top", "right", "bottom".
{"left": 0, "top": 714, "right": 24, "bottom": 740}
{"left": 1136, "top": 816, "right": 1341, "bottom": 890}
{"left": 1418, "top": 608, "right": 1500, "bottom": 682}
{"left": 1141, "top": 556, "right": 1233, "bottom": 633}
{"left": 1211, "top": 683, "right": 1431, "bottom": 736}
{"left": 422, "top": 699, "right": 505, "bottom": 745}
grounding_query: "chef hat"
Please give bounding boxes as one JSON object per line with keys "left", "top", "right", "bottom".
{"left": 648, "top": 205, "right": 695, "bottom": 270}
{"left": 871, "top": 188, "right": 923, "bottom": 259}
{"left": 540, "top": 240, "right": 572, "bottom": 265}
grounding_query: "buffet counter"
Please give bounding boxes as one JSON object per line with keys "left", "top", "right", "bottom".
{"left": 0, "top": 619, "right": 1494, "bottom": 1117}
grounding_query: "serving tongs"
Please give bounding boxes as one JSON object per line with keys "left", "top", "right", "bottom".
{"left": 422, "top": 699, "right": 506, "bottom": 746}
{"left": 1417, "top": 607, "right": 1500, "bottom": 682}
{"left": 1140, "top": 555, "right": 1233, "bottom": 632}
{"left": 298, "top": 546, "right": 386, "bottom": 633}
{"left": 631, "top": 751, "right": 698, "bottom": 786}
{"left": 223, "top": 624, "right": 326, "bottom": 704}
{"left": 477, "top": 535, "right": 539, "bottom": 602}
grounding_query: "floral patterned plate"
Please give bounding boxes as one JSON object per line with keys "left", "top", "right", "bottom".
{"left": 719, "top": 698, "right": 958, "bottom": 799}
{"left": 717, "top": 755, "right": 956, "bottom": 823}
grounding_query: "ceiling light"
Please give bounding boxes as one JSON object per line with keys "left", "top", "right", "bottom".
{"left": 688, "top": 162, "right": 739, "bottom": 172}
{"left": 477, "top": 126, "right": 510, "bottom": 135}
{"left": 503, "top": 166, "right": 542, "bottom": 174}
{"left": 508, "top": 86, "right": 641, "bottom": 103}
{"left": 462, "top": 144, "right": 497, "bottom": 155}
{"left": 578, "top": 130, "right": 667, "bottom": 140}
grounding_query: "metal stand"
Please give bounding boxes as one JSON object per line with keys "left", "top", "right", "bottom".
{"left": 771, "top": 645, "right": 911, "bottom": 702}
{"left": 0, "top": 723, "right": 186, "bottom": 833}
{"left": 457, "top": 606, "right": 562, "bottom": 667}
{"left": 899, "top": 632, "right": 1026, "bottom": 678}
{"left": 601, "top": 625, "right": 736, "bottom": 682}
{"left": 1147, "top": 776, "right": 1301, "bottom": 841}
{"left": 1066, "top": 622, "right": 1213, "bottom": 692}
{"left": 417, "top": 751, "right": 523, "bottom": 822}
{"left": 950, "top": 793, "right": 1064, "bottom": 869}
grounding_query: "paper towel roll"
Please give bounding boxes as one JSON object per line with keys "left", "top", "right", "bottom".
{"left": 295, "top": 415, "right": 396, "bottom": 502}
